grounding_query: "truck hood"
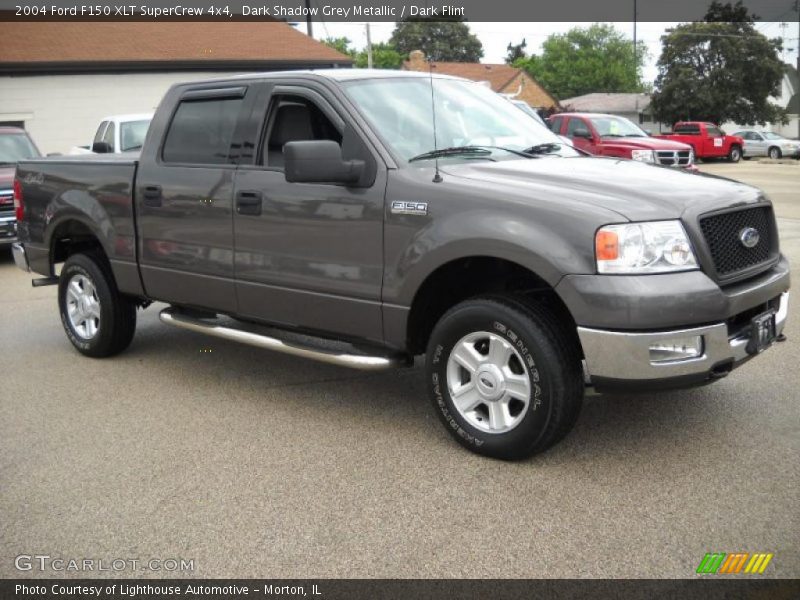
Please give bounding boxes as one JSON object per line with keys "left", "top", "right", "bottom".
{"left": 600, "top": 136, "right": 691, "bottom": 151}
{"left": 441, "top": 156, "right": 763, "bottom": 221}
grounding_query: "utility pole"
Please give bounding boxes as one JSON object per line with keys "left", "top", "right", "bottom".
{"left": 304, "top": 0, "right": 313, "bottom": 37}
{"left": 365, "top": 23, "right": 374, "bottom": 69}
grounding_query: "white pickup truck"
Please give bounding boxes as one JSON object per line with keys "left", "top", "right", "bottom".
{"left": 69, "top": 113, "right": 153, "bottom": 155}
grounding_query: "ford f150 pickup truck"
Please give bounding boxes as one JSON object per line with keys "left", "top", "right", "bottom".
{"left": 549, "top": 112, "right": 696, "bottom": 169}
{"left": 655, "top": 122, "right": 744, "bottom": 162}
{"left": 12, "top": 70, "right": 791, "bottom": 460}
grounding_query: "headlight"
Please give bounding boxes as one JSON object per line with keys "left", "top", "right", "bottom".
{"left": 595, "top": 220, "right": 699, "bottom": 274}
{"left": 630, "top": 149, "right": 656, "bottom": 163}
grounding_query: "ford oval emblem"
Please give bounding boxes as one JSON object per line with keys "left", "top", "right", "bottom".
{"left": 739, "top": 227, "right": 760, "bottom": 248}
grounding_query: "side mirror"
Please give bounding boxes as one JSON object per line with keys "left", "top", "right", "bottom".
{"left": 573, "top": 127, "right": 592, "bottom": 139}
{"left": 284, "top": 140, "right": 364, "bottom": 185}
{"left": 92, "top": 141, "right": 113, "bottom": 154}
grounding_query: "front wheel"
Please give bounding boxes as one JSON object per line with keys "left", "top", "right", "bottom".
{"left": 58, "top": 252, "right": 137, "bottom": 357}
{"left": 768, "top": 146, "right": 781, "bottom": 160}
{"left": 728, "top": 145, "right": 742, "bottom": 162}
{"left": 426, "top": 296, "right": 583, "bottom": 460}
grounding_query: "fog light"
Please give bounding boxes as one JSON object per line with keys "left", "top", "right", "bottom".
{"left": 649, "top": 336, "right": 703, "bottom": 363}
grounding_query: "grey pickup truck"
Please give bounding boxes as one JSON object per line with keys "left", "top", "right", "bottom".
{"left": 12, "top": 70, "right": 790, "bottom": 459}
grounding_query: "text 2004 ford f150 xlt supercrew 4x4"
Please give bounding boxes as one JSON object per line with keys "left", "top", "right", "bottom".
{"left": 12, "top": 71, "right": 791, "bottom": 459}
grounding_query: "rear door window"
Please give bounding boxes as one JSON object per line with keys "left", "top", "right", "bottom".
{"left": 162, "top": 96, "right": 244, "bottom": 164}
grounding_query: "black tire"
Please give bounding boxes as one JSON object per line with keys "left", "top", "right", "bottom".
{"left": 58, "top": 252, "right": 136, "bottom": 357}
{"left": 426, "top": 295, "right": 583, "bottom": 460}
{"left": 728, "top": 145, "right": 742, "bottom": 163}
{"left": 768, "top": 147, "right": 781, "bottom": 160}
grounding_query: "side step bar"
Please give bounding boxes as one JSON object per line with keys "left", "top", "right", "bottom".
{"left": 159, "top": 307, "right": 407, "bottom": 372}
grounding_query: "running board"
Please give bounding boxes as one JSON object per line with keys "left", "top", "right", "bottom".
{"left": 159, "top": 307, "right": 407, "bottom": 371}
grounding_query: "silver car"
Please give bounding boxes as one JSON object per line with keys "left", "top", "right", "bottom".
{"left": 733, "top": 130, "right": 800, "bottom": 159}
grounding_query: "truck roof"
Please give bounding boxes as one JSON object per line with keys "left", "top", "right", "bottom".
{"left": 227, "top": 68, "right": 467, "bottom": 83}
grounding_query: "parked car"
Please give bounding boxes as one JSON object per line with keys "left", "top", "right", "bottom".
{"left": 507, "top": 99, "right": 547, "bottom": 127}
{"left": 654, "top": 122, "right": 744, "bottom": 162}
{"left": 70, "top": 113, "right": 153, "bottom": 155}
{"left": 732, "top": 130, "right": 800, "bottom": 160}
{"left": 0, "top": 127, "right": 41, "bottom": 245}
{"left": 12, "top": 71, "right": 790, "bottom": 460}
{"left": 549, "top": 112, "right": 696, "bottom": 169}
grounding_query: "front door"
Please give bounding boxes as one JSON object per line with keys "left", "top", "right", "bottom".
{"left": 232, "top": 83, "right": 386, "bottom": 343}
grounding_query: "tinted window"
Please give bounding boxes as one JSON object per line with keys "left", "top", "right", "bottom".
{"left": 549, "top": 116, "right": 563, "bottom": 134}
{"left": 566, "top": 118, "right": 589, "bottom": 136}
{"left": 673, "top": 124, "right": 700, "bottom": 134}
{"left": 0, "top": 133, "right": 40, "bottom": 162}
{"left": 706, "top": 126, "right": 723, "bottom": 137}
{"left": 103, "top": 122, "right": 115, "bottom": 147}
{"left": 162, "top": 97, "right": 243, "bottom": 164}
{"left": 262, "top": 95, "right": 342, "bottom": 168}
{"left": 94, "top": 122, "right": 108, "bottom": 144}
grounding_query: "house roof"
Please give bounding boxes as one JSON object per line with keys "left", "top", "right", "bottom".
{"left": 560, "top": 92, "right": 652, "bottom": 113}
{"left": 403, "top": 58, "right": 522, "bottom": 92}
{"left": 0, "top": 22, "right": 352, "bottom": 73}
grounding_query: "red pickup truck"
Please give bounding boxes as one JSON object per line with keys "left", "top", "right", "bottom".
{"left": 549, "top": 113, "right": 696, "bottom": 169}
{"left": 654, "top": 122, "right": 744, "bottom": 162}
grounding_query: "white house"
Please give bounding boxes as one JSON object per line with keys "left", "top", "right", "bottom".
{"left": 0, "top": 21, "right": 351, "bottom": 154}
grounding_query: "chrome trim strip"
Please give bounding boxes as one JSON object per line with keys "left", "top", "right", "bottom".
{"left": 159, "top": 307, "right": 404, "bottom": 371}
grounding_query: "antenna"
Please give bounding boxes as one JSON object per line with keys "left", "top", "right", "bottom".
{"left": 428, "top": 54, "right": 443, "bottom": 183}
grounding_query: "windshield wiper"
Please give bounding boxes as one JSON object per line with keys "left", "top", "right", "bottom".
{"left": 408, "top": 146, "right": 493, "bottom": 163}
{"left": 521, "top": 143, "right": 562, "bottom": 155}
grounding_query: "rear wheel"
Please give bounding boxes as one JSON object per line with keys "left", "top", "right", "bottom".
{"left": 768, "top": 146, "right": 781, "bottom": 159}
{"left": 426, "top": 295, "right": 583, "bottom": 460}
{"left": 58, "top": 252, "right": 136, "bottom": 357}
{"left": 728, "top": 145, "right": 742, "bottom": 162}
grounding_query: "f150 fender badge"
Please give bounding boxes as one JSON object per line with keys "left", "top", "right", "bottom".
{"left": 391, "top": 201, "right": 428, "bottom": 216}
{"left": 739, "top": 227, "right": 760, "bottom": 248}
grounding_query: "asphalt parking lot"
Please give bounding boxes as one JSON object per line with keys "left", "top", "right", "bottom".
{"left": 1, "top": 162, "right": 798, "bottom": 579}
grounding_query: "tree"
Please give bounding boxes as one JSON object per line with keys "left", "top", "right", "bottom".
{"left": 505, "top": 39, "right": 527, "bottom": 64}
{"left": 322, "top": 37, "right": 402, "bottom": 69}
{"left": 353, "top": 42, "right": 404, "bottom": 69}
{"left": 514, "top": 24, "right": 647, "bottom": 100}
{"left": 321, "top": 36, "right": 355, "bottom": 58}
{"left": 650, "top": 1, "right": 787, "bottom": 126}
{"left": 390, "top": 18, "right": 483, "bottom": 62}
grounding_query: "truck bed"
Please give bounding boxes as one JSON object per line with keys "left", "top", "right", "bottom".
{"left": 16, "top": 155, "right": 143, "bottom": 295}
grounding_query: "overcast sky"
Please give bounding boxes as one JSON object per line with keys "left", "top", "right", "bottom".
{"left": 310, "top": 21, "right": 799, "bottom": 84}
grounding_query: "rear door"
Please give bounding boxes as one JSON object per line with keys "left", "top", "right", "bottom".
{"left": 231, "top": 81, "right": 386, "bottom": 343}
{"left": 135, "top": 84, "right": 254, "bottom": 313}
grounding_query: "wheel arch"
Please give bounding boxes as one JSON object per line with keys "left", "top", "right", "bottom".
{"left": 403, "top": 255, "right": 578, "bottom": 356}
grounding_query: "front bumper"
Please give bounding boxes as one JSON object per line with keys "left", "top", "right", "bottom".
{"left": 0, "top": 214, "right": 16, "bottom": 245}
{"left": 579, "top": 291, "right": 789, "bottom": 392}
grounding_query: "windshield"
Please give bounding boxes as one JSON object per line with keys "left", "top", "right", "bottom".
{"left": 343, "top": 77, "right": 577, "bottom": 163}
{"left": 0, "top": 132, "right": 40, "bottom": 164}
{"left": 763, "top": 132, "right": 784, "bottom": 140}
{"left": 588, "top": 115, "right": 648, "bottom": 138}
{"left": 120, "top": 119, "right": 151, "bottom": 152}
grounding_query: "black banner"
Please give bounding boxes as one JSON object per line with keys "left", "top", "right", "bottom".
{"left": 1, "top": 0, "right": 798, "bottom": 22}
{"left": 4, "top": 579, "right": 800, "bottom": 600}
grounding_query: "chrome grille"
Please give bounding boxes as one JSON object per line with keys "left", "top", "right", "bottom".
{"left": 699, "top": 206, "right": 776, "bottom": 278}
{"left": 656, "top": 150, "right": 693, "bottom": 167}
